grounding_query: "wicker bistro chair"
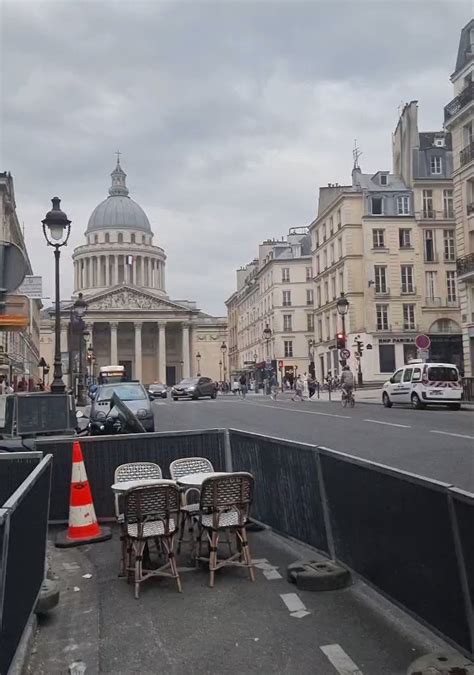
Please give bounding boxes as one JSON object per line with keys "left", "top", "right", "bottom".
{"left": 123, "top": 483, "right": 182, "bottom": 599}
{"left": 114, "top": 462, "right": 163, "bottom": 575}
{"left": 169, "top": 457, "right": 214, "bottom": 553}
{"left": 194, "top": 472, "right": 256, "bottom": 588}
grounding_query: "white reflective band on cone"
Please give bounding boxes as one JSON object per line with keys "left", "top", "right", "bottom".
{"left": 71, "top": 461, "right": 89, "bottom": 484}
{"left": 68, "top": 504, "right": 98, "bottom": 527}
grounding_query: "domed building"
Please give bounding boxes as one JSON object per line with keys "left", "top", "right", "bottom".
{"left": 40, "top": 158, "right": 227, "bottom": 386}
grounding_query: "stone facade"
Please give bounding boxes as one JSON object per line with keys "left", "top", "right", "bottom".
{"left": 445, "top": 20, "right": 474, "bottom": 375}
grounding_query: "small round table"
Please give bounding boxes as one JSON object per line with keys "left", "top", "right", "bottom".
{"left": 111, "top": 478, "right": 176, "bottom": 493}
{"left": 177, "top": 472, "right": 228, "bottom": 487}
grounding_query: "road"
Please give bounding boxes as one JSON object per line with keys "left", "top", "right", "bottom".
{"left": 152, "top": 393, "right": 474, "bottom": 492}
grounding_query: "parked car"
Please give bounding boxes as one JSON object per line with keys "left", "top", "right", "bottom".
{"left": 89, "top": 382, "right": 155, "bottom": 433}
{"left": 171, "top": 377, "right": 217, "bottom": 401}
{"left": 148, "top": 382, "right": 167, "bottom": 399}
{"left": 382, "top": 360, "right": 462, "bottom": 410}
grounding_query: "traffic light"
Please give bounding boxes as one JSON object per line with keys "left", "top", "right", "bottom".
{"left": 336, "top": 332, "right": 346, "bottom": 349}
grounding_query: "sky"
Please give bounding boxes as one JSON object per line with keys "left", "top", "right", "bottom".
{"left": 1, "top": 0, "right": 472, "bottom": 316}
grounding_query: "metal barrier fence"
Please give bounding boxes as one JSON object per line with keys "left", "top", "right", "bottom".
{"left": 36, "top": 429, "right": 227, "bottom": 521}
{"left": 229, "top": 429, "right": 474, "bottom": 658}
{"left": 0, "top": 455, "right": 52, "bottom": 674}
{"left": 463, "top": 377, "right": 474, "bottom": 401}
{"left": 0, "top": 451, "right": 43, "bottom": 507}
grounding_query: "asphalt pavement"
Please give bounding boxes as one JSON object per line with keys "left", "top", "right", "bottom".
{"left": 152, "top": 393, "right": 474, "bottom": 492}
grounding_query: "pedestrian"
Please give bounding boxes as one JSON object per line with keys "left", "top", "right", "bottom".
{"left": 307, "top": 374, "right": 316, "bottom": 398}
{"left": 239, "top": 373, "right": 247, "bottom": 399}
{"left": 340, "top": 365, "right": 355, "bottom": 403}
{"left": 270, "top": 373, "right": 279, "bottom": 400}
{"left": 292, "top": 375, "right": 304, "bottom": 402}
{"left": 232, "top": 379, "right": 240, "bottom": 396}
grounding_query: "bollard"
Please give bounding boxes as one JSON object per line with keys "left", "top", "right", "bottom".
{"left": 328, "top": 383, "right": 331, "bottom": 401}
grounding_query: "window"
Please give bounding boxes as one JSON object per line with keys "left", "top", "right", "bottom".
{"left": 373, "top": 229, "right": 385, "bottom": 248}
{"left": 284, "top": 341, "right": 293, "bottom": 358}
{"left": 424, "top": 230, "right": 436, "bottom": 262}
{"left": 443, "top": 230, "right": 455, "bottom": 261}
{"left": 306, "top": 267, "right": 312, "bottom": 281}
{"left": 391, "top": 369, "right": 403, "bottom": 383}
{"left": 339, "top": 271, "right": 344, "bottom": 294}
{"left": 376, "top": 304, "right": 389, "bottom": 330}
{"left": 337, "top": 209, "right": 342, "bottom": 229}
{"left": 371, "top": 197, "right": 383, "bottom": 215}
{"left": 443, "top": 190, "right": 454, "bottom": 218}
{"left": 422, "top": 190, "right": 434, "bottom": 218}
{"left": 374, "top": 265, "right": 387, "bottom": 294}
{"left": 282, "top": 268, "right": 290, "bottom": 282}
{"left": 401, "top": 265, "right": 414, "bottom": 293}
{"left": 94, "top": 234, "right": 99, "bottom": 243}
{"left": 283, "top": 315, "right": 293, "bottom": 331}
{"left": 307, "top": 314, "right": 314, "bottom": 332}
{"left": 338, "top": 237, "right": 343, "bottom": 258}
{"left": 403, "top": 304, "right": 416, "bottom": 330}
{"left": 379, "top": 174, "right": 387, "bottom": 186}
{"left": 131, "top": 233, "right": 136, "bottom": 244}
{"left": 426, "top": 271, "right": 437, "bottom": 300}
{"left": 105, "top": 233, "right": 110, "bottom": 243}
{"left": 464, "top": 121, "right": 473, "bottom": 145}
{"left": 118, "top": 232, "right": 123, "bottom": 243}
{"left": 316, "top": 256, "right": 320, "bottom": 275}
{"left": 330, "top": 244, "right": 334, "bottom": 265}
{"left": 379, "top": 344, "right": 395, "bottom": 373}
{"left": 446, "top": 271, "right": 457, "bottom": 302}
{"left": 282, "top": 290, "right": 291, "bottom": 306}
{"left": 324, "top": 250, "right": 328, "bottom": 269}
{"left": 307, "top": 289, "right": 314, "bottom": 305}
{"left": 331, "top": 276, "right": 336, "bottom": 300}
{"left": 430, "top": 156, "right": 442, "bottom": 174}
{"left": 403, "top": 368, "right": 413, "bottom": 382}
{"left": 399, "top": 228, "right": 411, "bottom": 248}
{"left": 412, "top": 368, "right": 422, "bottom": 382}
{"left": 324, "top": 281, "right": 329, "bottom": 303}
{"left": 317, "top": 319, "right": 323, "bottom": 342}
{"left": 329, "top": 216, "right": 334, "bottom": 235}
{"left": 397, "top": 195, "right": 410, "bottom": 215}
{"left": 142, "top": 234, "right": 146, "bottom": 244}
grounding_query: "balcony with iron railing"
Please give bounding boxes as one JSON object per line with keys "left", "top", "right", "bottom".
{"left": 460, "top": 141, "right": 474, "bottom": 167}
{"left": 424, "top": 297, "right": 460, "bottom": 308}
{"left": 444, "top": 82, "right": 474, "bottom": 123}
{"left": 415, "top": 209, "right": 455, "bottom": 221}
{"left": 456, "top": 253, "right": 474, "bottom": 280}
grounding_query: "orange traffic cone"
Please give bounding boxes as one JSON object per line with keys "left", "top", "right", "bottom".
{"left": 56, "top": 441, "right": 112, "bottom": 548}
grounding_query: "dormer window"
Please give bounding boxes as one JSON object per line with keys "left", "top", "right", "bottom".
{"left": 131, "top": 233, "right": 135, "bottom": 244}
{"left": 118, "top": 232, "right": 123, "bottom": 243}
{"left": 430, "top": 156, "right": 442, "bottom": 174}
{"left": 380, "top": 174, "right": 388, "bottom": 186}
{"left": 434, "top": 138, "right": 445, "bottom": 148}
{"left": 105, "top": 233, "right": 110, "bottom": 243}
{"left": 371, "top": 197, "right": 383, "bottom": 215}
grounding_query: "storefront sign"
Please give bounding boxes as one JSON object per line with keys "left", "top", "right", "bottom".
{"left": 17, "top": 276, "right": 43, "bottom": 299}
{"left": 378, "top": 337, "right": 416, "bottom": 344}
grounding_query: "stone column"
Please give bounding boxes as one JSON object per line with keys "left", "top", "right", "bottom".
{"left": 110, "top": 322, "right": 118, "bottom": 364}
{"left": 132, "top": 258, "right": 137, "bottom": 285}
{"left": 182, "top": 323, "right": 191, "bottom": 378}
{"left": 158, "top": 322, "right": 167, "bottom": 383}
{"left": 134, "top": 322, "right": 142, "bottom": 381}
{"left": 105, "top": 256, "right": 110, "bottom": 287}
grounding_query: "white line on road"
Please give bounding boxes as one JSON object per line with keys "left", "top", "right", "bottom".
{"left": 280, "top": 592, "right": 306, "bottom": 613}
{"left": 430, "top": 430, "right": 474, "bottom": 440}
{"left": 320, "top": 644, "right": 364, "bottom": 675}
{"left": 363, "top": 419, "right": 411, "bottom": 429}
{"left": 250, "top": 402, "right": 352, "bottom": 419}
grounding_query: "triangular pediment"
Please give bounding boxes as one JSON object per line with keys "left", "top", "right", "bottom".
{"left": 85, "top": 285, "right": 193, "bottom": 313}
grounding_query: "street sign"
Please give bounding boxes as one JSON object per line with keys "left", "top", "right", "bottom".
{"left": 415, "top": 334, "right": 431, "bottom": 350}
{"left": 17, "top": 275, "right": 43, "bottom": 299}
{"left": 0, "top": 241, "right": 29, "bottom": 293}
{"left": 340, "top": 348, "right": 351, "bottom": 359}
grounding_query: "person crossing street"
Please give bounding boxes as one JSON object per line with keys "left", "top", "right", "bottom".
{"left": 292, "top": 375, "right": 304, "bottom": 402}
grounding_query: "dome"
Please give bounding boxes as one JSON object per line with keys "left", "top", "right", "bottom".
{"left": 86, "top": 158, "right": 152, "bottom": 233}
{"left": 87, "top": 195, "right": 152, "bottom": 233}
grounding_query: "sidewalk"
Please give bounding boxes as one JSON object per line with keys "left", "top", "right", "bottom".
{"left": 27, "top": 526, "right": 457, "bottom": 674}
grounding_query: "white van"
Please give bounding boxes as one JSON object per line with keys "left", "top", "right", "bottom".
{"left": 382, "top": 360, "right": 462, "bottom": 410}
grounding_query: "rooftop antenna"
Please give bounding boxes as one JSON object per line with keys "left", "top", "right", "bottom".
{"left": 353, "top": 139, "right": 362, "bottom": 169}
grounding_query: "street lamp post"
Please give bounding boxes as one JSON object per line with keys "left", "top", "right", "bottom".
{"left": 336, "top": 292, "right": 349, "bottom": 367}
{"left": 42, "top": 197, "right": 71, "bottom": 393}
{"left": 220, "top": 341, "right": 227, "bottom": 385}
{"left": 262, "top": 324, "right": 272, "bottom": 394}
{"left": 219, "top": 360, "right": 222, "bottom": 381}
{"left": 196, "top": 352, "right": 201, "bottom": 376}
{"left": 87, "top": 345, "right": 95, "bottom": 383}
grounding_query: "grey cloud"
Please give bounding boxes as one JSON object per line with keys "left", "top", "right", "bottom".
{"left": 2, "top": 0, "right": 472, "bottom": 314}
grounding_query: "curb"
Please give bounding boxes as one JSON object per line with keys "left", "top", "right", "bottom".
{"left": 8, "top": 614, "right": 38, "bottom": 675}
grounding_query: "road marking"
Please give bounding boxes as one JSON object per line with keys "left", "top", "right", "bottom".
{"left": 250, "top": 402, "right": 351, "bottom": 419}
{"left": 262, "top": 569, "right": 283, "bottom": 580}
{"left": 363, "top": 419, "right": 411, "bottom": 429}
{"left": 430, "top": 430, "right": 474, "bottom": 440}
{"left": 320, "top": 644, "right": 364, "bottom": 674}
{"left": 280, "top": 592, "right": 306, "bottom": 613}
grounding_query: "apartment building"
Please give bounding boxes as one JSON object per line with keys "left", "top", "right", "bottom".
{"left": 444, "top": 20, "right": 474, "bottom": 375}
{"left": 0, "top": 171, "right": 41, "bottom": 387}
{"left": 226, "top": 228, "right": 314, "bottom": 385}
{"left": 393, "top": 100, "right": 462, "bottom": 367}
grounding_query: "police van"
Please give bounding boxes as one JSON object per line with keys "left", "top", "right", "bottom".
{"left": 382, "top": 360, "right": 462, "bottom": 410}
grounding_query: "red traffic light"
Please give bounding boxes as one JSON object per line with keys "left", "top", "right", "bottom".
{"left": 336, "top": 333, "right": 346, "bottom": 349}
